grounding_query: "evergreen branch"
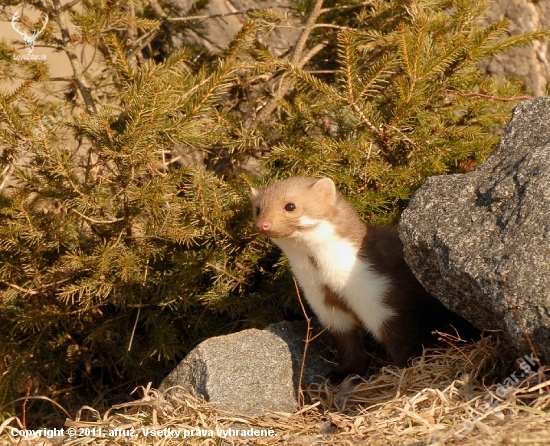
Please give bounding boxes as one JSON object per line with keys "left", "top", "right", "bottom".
{"left": 205, "top": 262, "right": 245, "bottom": 286}
{"left": 313, "top": 24, "right": 354, "bottom": 31}
{"left": 0, "top": 280, "right": 37, "bottom": 295}
{"left": 445, "top": 90, "right": 533, "bottom": 102}
{"left": 478, "top": 30, "right": 550, "bottom": 58}
{"left": 386, "top": 124, "right": 420, "bottom": 152}
{"left": 168, "top": 7, "right": 291, "bottom": 22}
{"left": 186, "top": 60, "right": 239, "bottom": 117}
{"left": 60, "top": 0, "right": 83, "bottom": 12}
{"left": 107, "top": 35, "right": 134, "bottom": 80}
{"left": 351, "top": 103, "right": 382, "bottom": 137}
{"left": 51, "top": 0, "right": 97, "bottom": 113}
{"left": 71, "top": 209, "right": 124, "bottom": 224}
{"left": 2, "top": 275, "right": 84, "bottom": 297}
{"left": 278, "top": 61, "right": 342, "bottom": 102}
{"left": 398, "top": 24, "right": 413, "bottom": 80}
{"left": 454, "top": 0, "right": 492, "bottom": 32}
{"left": 239, "top": 41, "right": 326, "bottom": 121}
{"left": 418, "top": 46, "right": 463, "bottom": 82}
{"left": 148, "top": 0, "right": 177, "bottom": 41}
{"left": 355, "top": 53, "right": 397, "bottom": 101}
{"left": 201, "top": 216, "right": 240, "bottom": 245}
{"left": 126, "top": 1, "right": 159, "bottom": 62}
{"left": 320, "top": 1, "right": 374, "bottom": 15}
{"left": 339, "top": 32, "right": 356, "bottom": 103}
{"left": 164, "top": 3, "right": 363, "bottom": 29}
{"left": 218, "top": 20, "right": 262, "bottom": 61}
{"left": 126, "top": 0, "right": 137, "bottom": 51}
{"left": 299, "top": 41, "right": 329, "bottom": 66}
{"left": 467, "top": 19, "right": 509, "bottom": 55}
{"left": 52, "top": 150, "right": 86, "bottom": 198}
{"left": 5, "top": 80, "right": 33, "bottom": 104}
{"left": 253, "top": 41, "right": 327, "bottom": 123}
{"left": 454, "top": 2, "right": 466, "bottom": 34}
{"left": 411, "top": 20, "right": 425, "bottom": 82}
{"left": 291, "top": 0, "right": 325, "bottom": 65}
{"left": 127, "top": 22, "right": 161, "bottom": 61}
{"left": 253, "top": 0, "right": 326, "bottom": 123}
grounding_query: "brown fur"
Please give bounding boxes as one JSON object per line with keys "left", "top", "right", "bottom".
{"left": 251, "top": 177, "right": 479, "bottom": 380}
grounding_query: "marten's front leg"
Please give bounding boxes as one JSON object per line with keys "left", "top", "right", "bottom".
{"left": 326, "top": 326, "right": 369, "bottom": 382}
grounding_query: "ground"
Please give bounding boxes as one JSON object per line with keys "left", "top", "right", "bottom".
{"left": 2, "top": 335, "right": 549, "bottom": 445}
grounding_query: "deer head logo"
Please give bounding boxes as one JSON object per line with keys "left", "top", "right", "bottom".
{"left": 11, "top": 11, "right": 49, "bottom": 54}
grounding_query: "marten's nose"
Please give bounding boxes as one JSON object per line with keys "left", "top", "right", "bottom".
{"left": 256, "top": 220, "right": 271, "bottom": 233}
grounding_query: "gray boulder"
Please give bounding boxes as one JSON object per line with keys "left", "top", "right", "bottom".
{"left": 159, "top": 321, "right": 331, "bottom": 415}
{"left": 400, "top": 97, "right": 550, "bottom": 362}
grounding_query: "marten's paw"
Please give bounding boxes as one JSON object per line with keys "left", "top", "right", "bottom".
{"left": 328, "top": 328, "right": 369, "bottom": 383}
{"left": 326, "top": 370, "right": 355, "bottom": 384}
{"left": 326, "top": 362, "right": 367, "bottom": 384}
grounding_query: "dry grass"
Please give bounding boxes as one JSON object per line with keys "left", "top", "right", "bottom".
{"left": 1, "top": 336, "right": 550, "bottom": 445}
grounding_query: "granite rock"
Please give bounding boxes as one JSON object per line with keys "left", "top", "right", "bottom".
{"left": 159, "top": 321, "right": 331, "bottom": 415}
{"left": 400, "top": 97, "right": 550, "bottom": 362}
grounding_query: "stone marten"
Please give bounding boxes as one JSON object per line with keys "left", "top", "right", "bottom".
{"left": 251, "top": 177, "right": 477, "bottom": 381}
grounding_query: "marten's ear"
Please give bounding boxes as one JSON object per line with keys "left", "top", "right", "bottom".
{"left": 312, "top": 178, "right": 336, "bottom": 205}
{"left": 250, "top": 187, "right": 260, "bottom": 201}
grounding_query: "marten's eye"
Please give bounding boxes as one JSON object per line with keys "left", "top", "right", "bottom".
{"left": 284, "top": 202, "right": 296, "bottom": 211}
{"left": 255, "top": 207, "right": 261, "bottom": 216}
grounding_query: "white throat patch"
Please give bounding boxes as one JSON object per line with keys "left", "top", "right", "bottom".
{"left": 273, "top": 220, "right": 394, "bottom": 337}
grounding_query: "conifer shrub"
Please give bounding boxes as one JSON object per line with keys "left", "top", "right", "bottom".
{"left": 0, "top": 0, "right": 547, "bottom": 416}
{"left": 255, "top": 0, "right": 545, "bottom": 223}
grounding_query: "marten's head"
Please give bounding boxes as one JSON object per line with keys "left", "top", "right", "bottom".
{"left": 250, "top": 177, "right": 338, "bottom": 239}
